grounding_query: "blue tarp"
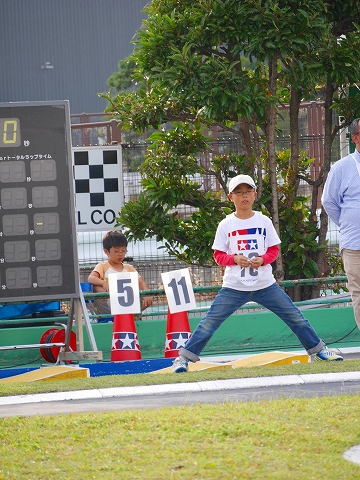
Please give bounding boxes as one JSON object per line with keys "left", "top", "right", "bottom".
{"left": 0, "top": 302, "right": 60, "bottom": 320}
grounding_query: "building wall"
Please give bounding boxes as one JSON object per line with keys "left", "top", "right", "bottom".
{"left": 0, "top": 0, "right": 147, "bottom": 114}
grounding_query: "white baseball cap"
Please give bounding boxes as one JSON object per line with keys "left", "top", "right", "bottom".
{"left": 228, "top": 174, "right": 256, "bottom": 193}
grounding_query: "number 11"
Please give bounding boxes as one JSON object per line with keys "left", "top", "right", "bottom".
{"left": 168, "top": 276, "right": 191, "bottom": 306}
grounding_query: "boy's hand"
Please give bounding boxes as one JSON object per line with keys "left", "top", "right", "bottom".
{"left": 142, "top": 296, "right": 153, "bottom": 310}
{"left": 234, "top": 254, "right": 252, "bottom": 268}
{"left": 249, "top": 257, "right": 264, "bottom": 269}
{"left": 234, "top": 255, "right": 264, "bottom": 268}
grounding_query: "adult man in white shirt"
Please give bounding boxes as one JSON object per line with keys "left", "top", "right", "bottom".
{"left": 322, "top": 118, "right": 360, "bottom": 329}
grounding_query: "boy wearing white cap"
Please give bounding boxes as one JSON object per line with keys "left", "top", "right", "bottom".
{"left": 173, "top": 174, "right": 343, "bottom": 372}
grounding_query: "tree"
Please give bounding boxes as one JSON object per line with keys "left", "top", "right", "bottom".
{"left": 107, "top": 56, "right": 138, "bottom": 92}
{"left": 101, "top": 0, "right": 360, "bottom": 298}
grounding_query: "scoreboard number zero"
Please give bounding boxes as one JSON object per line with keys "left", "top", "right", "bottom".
{"left": 0, "top": 118, "right": 21, "bottom": 147}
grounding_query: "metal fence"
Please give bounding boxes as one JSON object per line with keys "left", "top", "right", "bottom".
{"left": 71, "top": 103, "right": 344, "bottom": 291}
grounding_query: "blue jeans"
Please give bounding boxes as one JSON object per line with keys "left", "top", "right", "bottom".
{"left": 180, "top": 283, "right": 325, "bottom": 362}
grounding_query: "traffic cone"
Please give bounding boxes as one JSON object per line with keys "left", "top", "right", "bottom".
{"left": 111, "top": 313, "right": 142, "bottom": 361}
{"left": 164, "top": 308, "right": 192, "bottom": 358}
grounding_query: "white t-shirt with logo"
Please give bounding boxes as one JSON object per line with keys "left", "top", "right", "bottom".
{"left": 212, "top": 211, "right": 281, "bottom": 291}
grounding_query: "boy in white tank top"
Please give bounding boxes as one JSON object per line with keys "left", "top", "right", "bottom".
{"left": 88, "top": 230, "right": 153, "bottom": 314}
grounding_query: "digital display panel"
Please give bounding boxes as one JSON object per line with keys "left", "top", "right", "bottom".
{"left": 0, "top": 101, "right": 79, "bottom": 302}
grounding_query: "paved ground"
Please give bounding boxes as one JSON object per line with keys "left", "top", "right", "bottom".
{"left": 1, "top": 350, "right": 360, "bottom": 418}
{"left": 2, "top": 373, "right": 360, "bottom": 418}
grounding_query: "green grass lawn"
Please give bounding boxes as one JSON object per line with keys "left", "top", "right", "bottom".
{"left": 1, "top": 396, "right": 360, "bottom": 479}
{"left": 1, "top": 360, "right": 360, "bottom": 479}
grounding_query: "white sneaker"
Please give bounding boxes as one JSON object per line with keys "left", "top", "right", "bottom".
{"left": 314, "top": 347, "right": 343, "bottom": 361}
{"left": 172, "top": 356, "right": 189, "bottom": 373}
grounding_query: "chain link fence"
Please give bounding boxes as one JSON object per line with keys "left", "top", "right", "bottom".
{"left": 71, "top": 103, "right": 344, "bottom": 295}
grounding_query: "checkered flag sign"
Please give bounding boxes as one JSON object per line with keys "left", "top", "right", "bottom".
{"left": 72, "top": 146, "right": 123, "bottom": 231}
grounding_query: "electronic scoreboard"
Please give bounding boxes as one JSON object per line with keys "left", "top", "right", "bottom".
{"left": 0, "top": 101, "right": 79, "bottom": 302}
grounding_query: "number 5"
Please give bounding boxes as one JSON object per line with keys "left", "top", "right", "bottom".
{"left": 116, "top": 278, "right": 134, "bottom": 307}
{"left": 108, "top": 272, "right": 141, "bottom": 314}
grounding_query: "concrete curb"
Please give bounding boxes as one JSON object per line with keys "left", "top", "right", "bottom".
{"left": 1, "top": 371, "right": 360, "bottom": 406}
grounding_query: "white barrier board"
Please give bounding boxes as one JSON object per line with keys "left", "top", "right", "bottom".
{"left": 161, "top": 268, "right": 196, "bottom": 313}
{"left": 108, "top": 271, "right": 141, "bottom": 314}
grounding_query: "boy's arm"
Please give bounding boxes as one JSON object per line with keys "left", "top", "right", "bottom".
{"left": 214, "top": 244, "right": 279, "bottom": 267}
{"left": 88, "top": 270, "right": 109, "bottom": 292}
{"left": 138, "top": 276, "right": 153, "bottom": 309}
{"left": 213, "top": 250, "right": 237, "bottom": 266}
{"left": 259, "top": 244, "right": 280, "bottom": 265}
